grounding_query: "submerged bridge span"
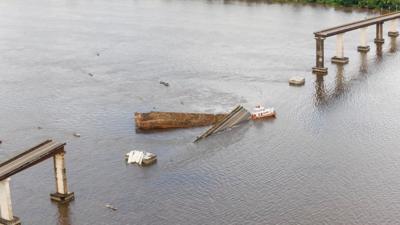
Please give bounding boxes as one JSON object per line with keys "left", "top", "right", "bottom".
{"left": 312, "top": 12, "right": 400, "bottom": 75}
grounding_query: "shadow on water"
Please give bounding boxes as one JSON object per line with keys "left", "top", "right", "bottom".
{"left": 135, "top": 128, "right": 189, "bottom": 134}
{"left": 313, "top": 32, "right": 399, "bottom": 107}
{"left": 314, "top": 75, "right": 327, "bottom": 106}
{"left": 376, "top": 43, "right": 383, "bottom": 59}
{"left": 334, "top": 64, "right": 345, "bottom": 95}
{"left": 314, "top": 65, "right": 347, "bottom": 107}
{"left": 375, "top": 37, "right": 398, "bottom": 63}
{"left": 314, "top": 52, "right": 369, "bottom": 107}
{"left": 390, "top": 37, "right": 397, "bottom": 53}
{"left": 315, "top": 38, "right": 399, "bottom": 108}
{"left": 55, "top": 202, "right": 71, "bottom": 225}
{"left": 359, "top": 52, "right": 368, "bottom": 73}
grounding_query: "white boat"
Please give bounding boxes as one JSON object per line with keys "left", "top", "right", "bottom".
{"left": 125, "top": 150, "right": 157, "bottom": 166}
{"left": 251, "top": 105, "right": 276, "bottom": 120}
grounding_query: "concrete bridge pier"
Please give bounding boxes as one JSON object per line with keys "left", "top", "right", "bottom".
{"left": 312, "top": 37, "right": 328, "bottom": 75}
{"left": 331, "top": 33, "right": 349, "bottom": 64}
{"left": 358, "top": 27, "right": 370, "bottom": 52}
{"left": 0, "top": 179, "right": 20, "bottom": 225}
{"left": 50, "top": 152, "right": 74, "bottom": 204}
{"left": 374, "top": 22, "right": 385, "bottom": 44}
{"left": 388, "top": 19, "right": 399, "bottom": 37}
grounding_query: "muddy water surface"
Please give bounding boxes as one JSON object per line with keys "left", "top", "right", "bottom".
{"left": 1, "top": 0, "right": 400, "bottom": 224}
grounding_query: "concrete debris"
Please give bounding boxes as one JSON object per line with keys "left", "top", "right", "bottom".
{"left": 135, "top": 112, "right": 227, "bottom": 130}
{"left": 105, "top": 204, "right": 117, "bottom": 211}
{"left": 289, "top": 76, "right": 305, "bottom": 86}
{"left": 160, "top": 81, "right": 169, "bottom": 87}
{"left": 194, "top": 105, "right": 251, "bottom": 142}
{"left": 73, "top": 133, "right": 81, "bottom": 137}
{"left": 125, "top": 150, "right": 157, "bottom": 166}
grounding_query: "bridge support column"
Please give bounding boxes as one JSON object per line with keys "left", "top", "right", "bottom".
{"left": 374, "top": 22, "right": 385, "bottom": 44}
{"left": 0, "top": 179, "right": 20, "bottom": 225}
{"left": 50, "top": 152, "right": 74, "bottom": 204}
{"left": 312, "top": 37, "right": 328, "bottom": 75}
{"left": 358, "top": 27, "right": 370, "bottom": 52}
{"left": 388, "top": 19, "right": 399, "bottom": 37}
{"left": 331, "top": 33, "right": 349, "bottom": 64}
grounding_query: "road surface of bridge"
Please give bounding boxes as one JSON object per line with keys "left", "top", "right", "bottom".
{"left": 312, "top": 12, "right": 400, "bottom": 75}
{"left": 0, "top": 140, "right": 74, "bottom": 225}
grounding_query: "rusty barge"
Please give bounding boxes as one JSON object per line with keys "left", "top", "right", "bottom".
{"left": 134, "top": 112, "right": 227, "bottom": 130}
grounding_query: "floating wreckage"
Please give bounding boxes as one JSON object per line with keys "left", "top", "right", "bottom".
{"left": 135, "top": 105, "right": 275, "bottom": 142}
{"left": 289, "top": 76, "right": 305, "bottom": 86}
{"left": 250, "top": 105, "right": 276, "bottom": 120}
{"left": 159, "top": 81, "right": 169, "bottom": 87}
{"left": 125, "top": 150, "right": 157, "bottom": 166}
{"left": 105, "top": 204, "right": 118, "bottom": 211}
{"left": 135, "top": 112, "right": 227, "bottom": 130}
{"left": 194, "top": 105, "right": 251, "bottom": 142}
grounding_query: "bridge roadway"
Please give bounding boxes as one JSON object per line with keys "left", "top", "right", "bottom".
{"left": 315, "top": 12, "right": 400, "bottom": 37}
{"left": 0, "top": 140, "right": 65, "bottom": 181}
{"left": 194, "top": 105, "right": 250, "bottom": 142}
{"left": 312, "top": 12, "right": 400, "bottom": 75}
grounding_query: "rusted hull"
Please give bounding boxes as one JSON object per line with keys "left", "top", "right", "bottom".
{"left": 134, "top": 112, "right": 227, "bottom": 130}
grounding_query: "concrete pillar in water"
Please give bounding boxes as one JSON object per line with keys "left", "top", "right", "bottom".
{"left": 358, "top": 27, "right": 370, "bottom": 52}
{"left": 50, "top": 152, "right": 74, "bottom": 203}
{"left": 374, "top": 22, "right": 385, "bottom": 44}
{"left": 0, "top": 178, "right": 20, "bottom": 225}
{"left": 331, "top": 33, "right": 349, "bottom": 64}
{"left": 312, "top": 37, "right": 328, "bottom": 75}
{"left": 388, "top": 19, "right": 399, "bottom": 37}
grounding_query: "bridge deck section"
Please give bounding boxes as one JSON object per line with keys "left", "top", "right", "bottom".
{"left": 315, "top": 12, "right": 400, "bottom": 38}
{"left": 0, "top": 140, "right": 65, "bottom": 181}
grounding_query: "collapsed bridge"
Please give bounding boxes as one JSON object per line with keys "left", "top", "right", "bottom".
{"left": 312, "top": 12, "right": 400, "bottom": 75}
{"left": 0, "top": 140, "right": 74, "bottom": 225}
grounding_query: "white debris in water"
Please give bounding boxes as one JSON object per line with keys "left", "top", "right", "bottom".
{"left": 73, "top": 133, "right": 81, "bottom": 137}
{"left": 105, "top": 204, "right": 117, "bottom": 211}
{"left": 289, "top": 76, "right": 305, "bottom": 86}
{"left": 126, "top": 150, "right": 144, "bottom": 165}
{"left": 125, "top": 150, "right": 156, "bottom": 166}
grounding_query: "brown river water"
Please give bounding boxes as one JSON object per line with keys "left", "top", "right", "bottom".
{"left": 1, "top": 0, "right": 400, "bottom": 224}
